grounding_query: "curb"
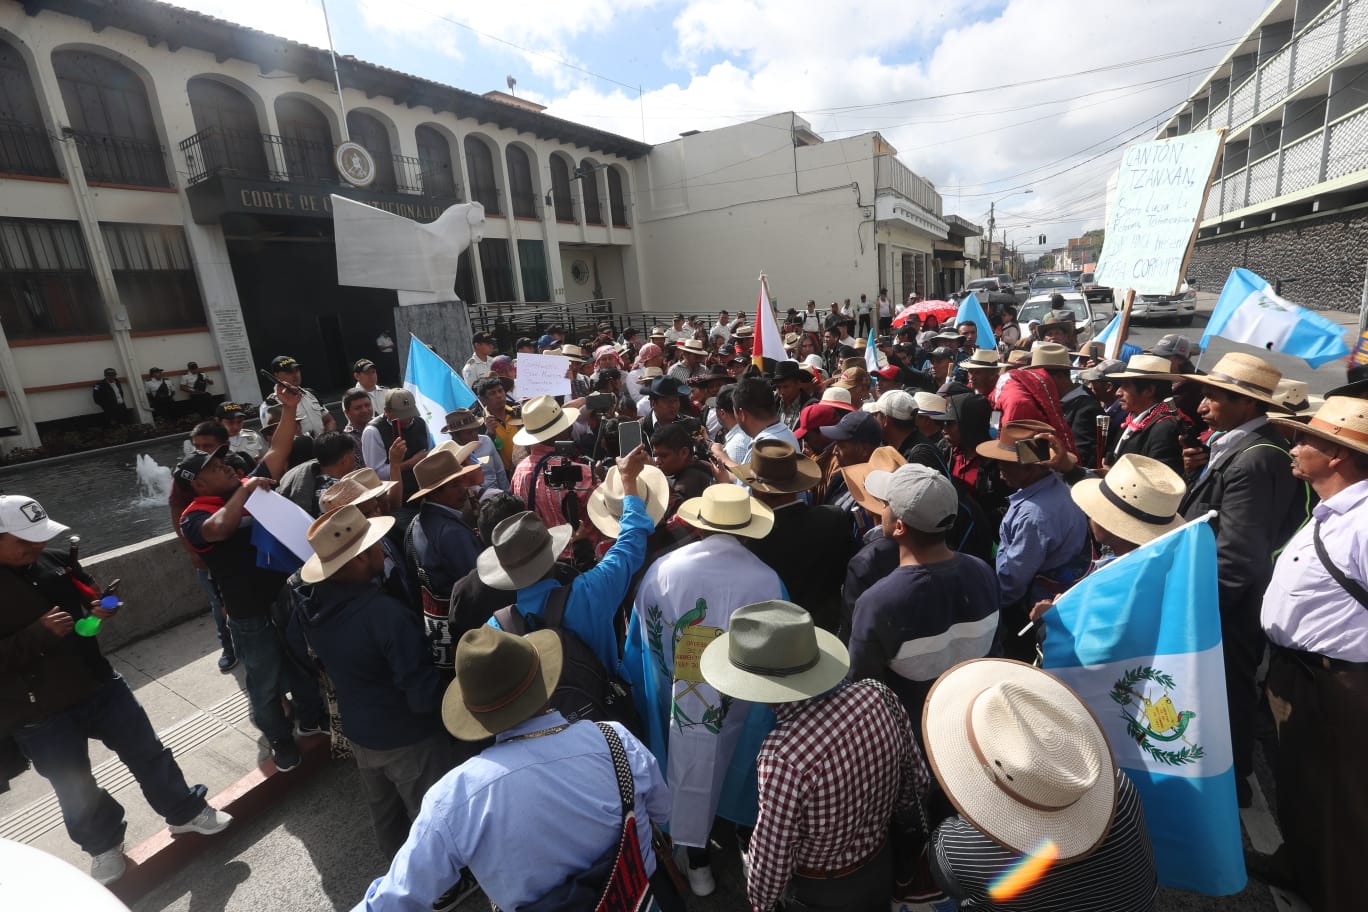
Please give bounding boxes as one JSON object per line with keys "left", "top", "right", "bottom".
{"left": 107, "top": 734, "right": 331, "bottom": 905}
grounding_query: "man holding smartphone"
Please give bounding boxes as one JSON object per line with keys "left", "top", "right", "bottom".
{"left": 974, "top": 420, "right": 1090, "bottom": 662}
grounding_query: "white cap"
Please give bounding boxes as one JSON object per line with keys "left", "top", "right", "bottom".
{"left": 0, "top": 496, "right": 70, "bottom": 543}
{"left": 863, "top": 464, "right": 957, "bottom": 533}
{"left": 871, "top": 389, "right": 917, "bottom": 421}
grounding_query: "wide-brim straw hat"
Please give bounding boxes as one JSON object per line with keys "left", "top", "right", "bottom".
{"left": 1071, "top": 453, "right": 1186, "bottom": 546}
{"left": 819, "top": 387, "right": 856, "bottom": 411}
{"left": 700, "top": 600, "right": 849, "bottom": 704}
{"left": 441, "top": 626, "right": 564, "bottom": 740}
{"left": 1271, "top": 378, "right": 1325, "bottom": 417}
{"left": 586, "top": 464, "right": 670, "bottom": 537}
{"left": 1110, "top": 354, "right": 1178, "bottom": 382}
{"left": 300, "top": 505, "right": 395, "bottom": 583}
{"left": 477, "top": 511, "right": 575, "bottom": 590}
{"left": 407, "top": 441, "right": 482, "bottom": 502}
{"left": 338, "top": 466, "right": 397, "bottom": 504}
{"left": 676, "top": 484, "right": 774, "bottom": 538}
{"left": 513, "top": 395, "right": 581, "bottom": 446}
{"left": 554, "top": 344, "right": 588, "bottom": 363}
{"left": 975, "top": 419, "right": 1057, "bottom": 463}
{"left": 923, "top": 659, "right": 1117, "bottom": 862}
{"left": 1184, "top": 352, "right": 1287, "bottom": 409}
{"left": 732, "top": 439, "right": 822, "bottom": 494}
{"left": 1029, "top": 342, "right": 1072, "bottom": 370}
{"left": 1269, "top": 395, "right": 1368, "bottom": 456}
{"left": 677, "top": 339, "right": 708, "bottom": 356}
{"left": 962, "top": 349, "right": 1003, "bottom": 370}
{"left": 841, "top": 446, "right": 908, "bottom": 517}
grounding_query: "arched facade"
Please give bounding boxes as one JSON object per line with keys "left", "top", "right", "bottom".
{"left": 505, "top": 143, "right": 537, "bottom": 219}
{"left": 0, "top": 34, "right": 58, "bottom": 177}
{"left": 464, "top": 133, "right": 500, "bottom": 215}
{"left": 580, "top": 158, "right": 603, "bottom": 224}
{"left": 607, "top": 165, "right": 629, "bottom": 227}
{"left": 187, "top": 75, "right": 267, "bottom": 178}
{"left": 415, "top": 123, "right": 458, "bottom": 198}
{"left": 347, "top": 109, "right": 397, "bottom": 191}
{"left": 274, "top": 94, "right": 335, "bottom": 183}
{"left": 549, "top": 152, "right": 575, "bottom": 222}
{"left": 51, "top": 47, "right": 167, "bottom": 186}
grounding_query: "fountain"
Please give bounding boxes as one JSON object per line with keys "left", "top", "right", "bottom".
{"left": 134, "top": 454, "right": 174, "bottom": 506}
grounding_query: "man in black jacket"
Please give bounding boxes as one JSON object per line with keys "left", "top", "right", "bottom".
{"left": 735, "top": 441, "right": 855, "bottom": 633}
{"left": 1, "top": 496, "right": 231, "bottom": 886}
{"left": 1179, "top": 352, "right": 1309, "bottom": 806}
{"left": 1105, "top": 355, "right": 1186, "bottom": 477}
{"left": 91, "top": 368, "right": 130, "bottom": 425}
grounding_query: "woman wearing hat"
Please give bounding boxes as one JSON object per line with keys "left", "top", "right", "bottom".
{"left": 922, "top": 659, "right": 1158, "bottom": 911}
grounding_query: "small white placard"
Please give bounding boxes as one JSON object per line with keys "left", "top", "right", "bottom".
{"left": 514, "top": 353, "right": 572, "bottom": 399}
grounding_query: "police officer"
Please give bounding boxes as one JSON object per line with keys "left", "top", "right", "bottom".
{"left": 258, "top": 355, "right": 334, "bottom": 436}
{"left": 462, "top": 332, "right": 496, "bottom": 388}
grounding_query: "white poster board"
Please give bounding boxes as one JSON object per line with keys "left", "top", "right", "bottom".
{"left": 514, "top": 353, "right": 572, "bottom": 399}
{"left": 1094, "top": 131, "right": 1224, "bottom": 296}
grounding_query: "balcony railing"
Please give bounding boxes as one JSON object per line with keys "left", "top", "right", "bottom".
{"left": 70, "top": 129, "right": 169, "bottom": 187}
{"left": 875, "top": 154, "right": 943, "bottom": 218}
{"left": 0, "top": 120, "right": 61, "bottom": 179}
{"left": 179, "top": 127, "right": 462, "bottom": 199}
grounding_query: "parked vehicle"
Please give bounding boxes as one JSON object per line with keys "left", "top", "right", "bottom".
{"left": 1080, "top": 271, "right": 1114, "bottom": 304}
{"left": 1019, "top": 292, "right": 1112, "bottom": 344}
{"left": 1027, "top": 272, "right": 1076, "bottom": 297}
{"left": 965, "top": 277, "right": 1018, "bottom": 313}
{"left": 1131, "top": 280, "right": 1197, "bottom": 326}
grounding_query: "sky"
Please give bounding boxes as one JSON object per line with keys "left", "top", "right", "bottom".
{"left": 171, "top": 0, "right": 1272, "bottom": 253}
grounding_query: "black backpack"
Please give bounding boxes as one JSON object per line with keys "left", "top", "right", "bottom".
{"left": 494, "top": 586, "right": 642, "bottom": 736}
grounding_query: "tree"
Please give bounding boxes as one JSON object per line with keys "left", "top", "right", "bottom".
{"left": 1037, "top": 254, "right": 1056, "bottom": 271}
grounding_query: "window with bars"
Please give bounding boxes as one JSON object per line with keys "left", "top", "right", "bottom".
{"left": 550, "top": 155, "right": 575, "bottom": 222}
{"left": 0, "top": 218, "right": 106, "bottom": 338}
{"left": 101, "top": 224, "right": 206, "bottom": 331}
{"left": 465, "top": 136, "right": 501, "bottom": 215}
{"left": 507, "top": 145, "right": 537, "bottom": 218}
{"left": 518, "top": 240, "right": 551, "bottom": 302}
{"left": 479, "top": 238, "right": 516, "bottom": 302}
{"left": 581, "top": 161, "right": 603, "bottom": 224}
{"left": 607, "top": 167, "right": 629, "bottom": 227}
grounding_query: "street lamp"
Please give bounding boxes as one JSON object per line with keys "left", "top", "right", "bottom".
{"left": 988, "top": 190, "right": 1032, "bottom": 274}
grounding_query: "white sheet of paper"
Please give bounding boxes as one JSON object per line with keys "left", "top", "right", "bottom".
{"left": 514, "top": 353, "right": 572, "bottom": 399}
{"left": 245, "top": 488, "right": 315, "bottom": 563}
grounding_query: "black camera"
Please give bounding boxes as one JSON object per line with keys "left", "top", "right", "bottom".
{"left": 585, "top": 392, "right": 615, "bottom": 411}
{"left": 543, "top": 441, "right": 586, "bottom": 489}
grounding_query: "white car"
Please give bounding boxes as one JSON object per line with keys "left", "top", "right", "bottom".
{"left": 1018, "top": 292, "right": 1112, "bottom": 343}
{"left": 1131, "top": 281, "right": 1197, "bottom": 326}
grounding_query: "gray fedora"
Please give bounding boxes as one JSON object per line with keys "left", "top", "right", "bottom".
{"left": 476, "top": 512, "right": 573, "bottom": 591}
{"left": 699, "top": 600, "right": 849, "bottom": 704}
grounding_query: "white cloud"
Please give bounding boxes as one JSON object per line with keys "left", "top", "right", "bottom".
{"left": 172, "top": 0, "right": 331, "bottom": 47}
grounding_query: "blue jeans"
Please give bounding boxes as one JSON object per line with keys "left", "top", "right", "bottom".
{"left": 15, "top": 676, "right": 205, "bottom": 855}
{"left": 227, "top": 613, "right": 324, "bottom": 743}
{"left": 196, "top": 568, "right": 233, "bottom": 652}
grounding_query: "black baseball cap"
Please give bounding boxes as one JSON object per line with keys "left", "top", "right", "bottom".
{"left": 214, "top": 402, "right": 246, "bottom": 420}
{"left": 473, "top": 332, "right": 495, "bottom": 345}
{"left": 822, "top": 410, "right": 883, "bottom": 444}
{"left": 270, "top": 355, "right": 300, "bottom": 373}
{"left": 172, "top": 445, "right": 228, "bottom": 491}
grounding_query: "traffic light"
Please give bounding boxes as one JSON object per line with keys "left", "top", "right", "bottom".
{"left": 1038, "top": 234, "right": 1046, "bottom": 245}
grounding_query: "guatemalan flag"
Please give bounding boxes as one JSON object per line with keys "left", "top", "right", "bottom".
{"left": 1042, "top": 515, "right": 1246, "bottom": 896}
{"left": 1202, "top": 267, "right": 1350, "bottom": 368}
{"left": 954, "top": 292, "right": 997, "bottom": 349}
{"left": 403, "top": 335, "right": 476, "bottom": 447}
{"left": 1091, "top": 312, "right": 1143, "bottom": 362}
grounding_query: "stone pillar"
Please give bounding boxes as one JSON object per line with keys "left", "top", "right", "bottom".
{"left": 393, "top": 300, "right": 475, "bottom": 381}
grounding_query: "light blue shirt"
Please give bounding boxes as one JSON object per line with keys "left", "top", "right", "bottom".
{"left": 470, "top": 434, "right": 508, "bottom": 492}
{"left": 724, "top": 424, "right": 753, "bottom": 464}
{"left": 490, "top": 493, "right": 653, "bottom": 673}
{"left": 997, "top": 472, "right": 1089, "bottom": 605}
{"left": 355, "top": 714, "right": 670, "bottom": 912}
{"left": 735, "top": 420, "right": 801, "bottom": 465}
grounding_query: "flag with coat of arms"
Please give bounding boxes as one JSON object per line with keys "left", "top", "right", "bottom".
{"left": 1041, "top": 513, "right": 1246, "bottom": 895}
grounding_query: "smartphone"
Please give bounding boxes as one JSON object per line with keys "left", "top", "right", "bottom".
{"left": 617, "top": 419, "right": 642, "bottom": 455}
{"left": 1014, "top": 438, "right": 1050, "bottom": 464}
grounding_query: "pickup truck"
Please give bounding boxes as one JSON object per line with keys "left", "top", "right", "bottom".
{"left": 1079, "top": 272, "right": 1113, "bottom": 304}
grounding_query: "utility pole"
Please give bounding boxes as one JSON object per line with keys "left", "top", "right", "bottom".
{"left": 987, "top": 202, "right": 995, "bottom": 275}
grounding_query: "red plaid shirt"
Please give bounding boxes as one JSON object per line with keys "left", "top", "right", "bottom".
{"left": 747, "top": 679, "right": 930, "bottom": 912}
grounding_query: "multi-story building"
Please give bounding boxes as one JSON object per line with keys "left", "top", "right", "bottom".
{"left": 1157, "top": 0, "right": 1368, "bottom": 310}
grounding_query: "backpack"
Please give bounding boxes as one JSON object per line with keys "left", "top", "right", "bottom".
{"left": 494, "top": 587, "right": 642, "bottom": 735}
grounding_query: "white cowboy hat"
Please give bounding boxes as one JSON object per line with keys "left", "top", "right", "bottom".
{"left": 513, "top": 395, "right": 581, "bottom": 446}
{"left": 1271, "top": 378, "right": 1325, "bottom": 417}
{"left": 1109, "top": 354, "right": 1178, "bottom": 382}
{"left": 923, "top": 659, "right": 1118, "bottom": 862}
{"left": 300, "top": 505, "right": 395, "bottom": 583}
{"left": 1071, "top": 453, "right": 1186, "bottom": 546}
{"left": 586, "top": 464, "right": 670, "bottom": 537}
{"left": 675, "top": 484, "right": 774, "bottom": 539}
{"left": 700, "top": 600, "right": 849, "bottom": 704}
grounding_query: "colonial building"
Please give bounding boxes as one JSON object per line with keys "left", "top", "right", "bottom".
{"left": 1156, "top": 0, "right": 1368, "bottom": 310}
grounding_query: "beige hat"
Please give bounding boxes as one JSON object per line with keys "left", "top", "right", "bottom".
{"left": 912, "top": 391, "right": 948, "bottom": 418}
{"left": 962, "top": 349, "right": 1003, "bottom": 370}
{"left": 383, "top": 388, "right": 420, "bottom": 420}
{"left": 976, "top": 419, "right": 1057, "bottom": 463}
{"left": 922, "top": 659, "right": 1117, "bottom": 862}
{"left": 476, "top": 511, "right": 574, "bottom": 591}
{"left": 586, "top": 464, "right": 670, "bottom": 537}
{"left": 441, "top": 626, "right": 563, "bottom": 740}
{"left": 732, "top": 440, "right": 822, "bottom": 494}
{"left": 1005, "top": 349, "right": 1032, "bottom": 367}
{"left": 676, "top": 484, "right": 774, "bottom": 538}
{"left": 784, "top": 332, "right": 802, "bottom": 348}
{"left": 649, "top": 326, "right": 668, "bottom": 338}
{"left": 1030, "top": 342, "right": 1072, "bottom": 370}
{"left": 841, "top": 446, "right": 908, "bottom": 517}
{"left": 1071, "top": 454, "right": 1186, "bottom": 546}
{"left": 700, "top": 600, "right": 849, "bottom": 704}
{"left": 819, "top": 387, "right": 856, "bottom": 411}
{"left": 640, "top": 366, "right": 664, "bottom": 380}
{"left": 677, "top": 339, "right": 708, "bottom": 356}
{"left": 1270, "top": 395, "right": 1368, "bottom": 456}
{"left": 732, "top": 324, "right": 755, "bottom": 339}
{"left": 556, "top": 344, "right": 588, "bottom": 363}
{"left": 512, "top": 395, "right": 580, "bottom": 446}
{"left": 325, "top": 467, "right": 397, "bottom": 511}
{"left": 300, "top": 504, "right": 395, "bottom": 584}
{"left": 1110, "top": 354, "right": 1177, "bottom": 381}
{"left": 407, "top": 441, "right": 483, "bottom": 502}
{"left": 1185, "top": 351, "right": 1286, "bottom": 409}
{"left": 1271, "top": 379, "right": 1324, "bottom": 417}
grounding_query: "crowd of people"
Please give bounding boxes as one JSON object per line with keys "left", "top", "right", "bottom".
{"left": 3, "top": 293, "right": 1366, "bottom": 912}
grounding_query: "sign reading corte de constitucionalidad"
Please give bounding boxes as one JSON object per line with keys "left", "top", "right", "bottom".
{"left": 1093, "top": 131, "right": 1224, "bottom": 296}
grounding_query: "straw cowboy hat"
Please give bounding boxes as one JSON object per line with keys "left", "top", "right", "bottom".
{"left": 300, "top": 504, "right": 395, "bottom": 584}
{"left": 1109, "top": 354, "right": 1177, "bottom": 381}
{"left": 441, "top": 625, "right": 563, "bottom": 740}
{"left": 1184, "top": 351, "right": 1288, "bottom": 409}
{"left": 1029, "top": 342, "right": 1072, "bottom": 370}
{"left": 962, "top": 349, "right": 1003, "bottom": 370}
{"left": 553, "top": 344, "right": 588, "bottom": 363}
{"left": 976, "top": 420, "right": 1057, "bottom": 463}
{"left": 677, "top": 338, "right": 708, "bottom": 356}
{"left": 922, "top": 659, "right": 1117, "bottom": 861}
{"left": 586, "top": 464, "right": 670, "bottom": 537}
{"left": 841, "top": 446, "right": 908, "bottom": 517}
{"left": 676, "top": 484, "right": 774, "bottom": 538}
{"left": 1071, "top": 453, "right": 1186, "bottom": 546}
{"left": 1270, "top": 395, "right": 1368, "bottom": 456}
{"left": 819, "top": 387, "right": 856, "bottom": 411}
{"left": 407, "top": 441, "right": 483, "bottom": 502}
{"left": 476, "top": 511, "right": 574, "bottom": 591}
{"left": 513, "top": 395, "right": 580, "bottom": 446}
{"left": 732, "top": 440, "right": 821, "bottom": 494}
{"left": 912, "top": 391, "right": 948, "bottom": 419}
{"left": 1271, "top": 379, "right": 1324, "bottom": 417}
{"left": 732, "top": 324, "right": 755, "bottom": 339}
{"left": 700, "top": 600, "right": 849, "bottom": 704}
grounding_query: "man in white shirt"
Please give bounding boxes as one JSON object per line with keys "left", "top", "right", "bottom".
{"left": 145, "top": 367, "right": 175, "bottom": 423}
{"left": 462, "top": 332, "right": 496, "bottom": 388}
{"left": 258, "top": 355, "right": 334, "bottom": 436}
{"left": 801, "top": 300, "right": 823, "bottom": 335}
{"left": 854, "top": 293, "right": 872, "bottom": 337}
{"left": 351, "top": 359, "right": 389, "bottom": 413}
{"left": 664, "top": 314, "right": 692, "bottom": 347}
{"left": 709, "top": 311, "right": 732, "bottom": 345}
{"left": 876, "top": 288, "right": 894, "bottom": 333}
{"left": 181, "top": 361, "right": 215, "bottom": 418}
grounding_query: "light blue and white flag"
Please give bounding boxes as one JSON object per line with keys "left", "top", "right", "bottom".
{"left": 1202, "top": 267, "right": 1350, "bottom": 368}
{"left": 1091, "top": 312, "right": 1142, "bottom": 362}
{"left": 954, "top": 292, "right": 997, "bottom": 349}
{"left": 403, "top": 335, "right": 476, "bottom": 447}
{"left": 1042, "top": 515, "right": 1245, "bottom": 896}
{"left": 865, "top": 323, "right": 880, "bottom": 374}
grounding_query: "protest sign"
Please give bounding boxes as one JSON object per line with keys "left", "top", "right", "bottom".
{"left": 515, "top": 353, "right": 572, "bottom": 399}
{"left": 1094, "top": 131, "right": 1224, "bottom": 296}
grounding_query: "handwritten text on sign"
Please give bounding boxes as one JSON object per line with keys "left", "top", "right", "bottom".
{"left": 1094, "top": 131, "right": 1223, "bottom": 296}
{"left": 513, "top": 353, "right": 572, "bottom": 400}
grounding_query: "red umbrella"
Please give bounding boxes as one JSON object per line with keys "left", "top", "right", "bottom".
{"left": 892, "top": 300, "right": 958, "bottom": 328}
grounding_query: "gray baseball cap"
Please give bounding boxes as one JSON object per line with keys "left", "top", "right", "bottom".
{"left": 863, "top": 464, "right": 957, "bottom": 533}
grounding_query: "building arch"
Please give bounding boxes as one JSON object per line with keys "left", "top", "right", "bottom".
{"left": 415, "top": 122, "right": 459, "bottom": 198}
{"left": 346, "top": 108, "right": 398, "bottom": 191}
{"left": 505, "top": 142, "right": 539, "bottom": 218}
{"left": 50, "top": 45, "right": 169, "bottom": 186}
{"left": 0, "top": 32, "right": 59, "bottom": 177}
{"left": 274, "top": 93, "right": 336, "bottom": 183}
{"left": 580, "top": 157, "right": 603, "bottom": 224}
{"left": 607, "top": 163, "right": 630, "bottom": 227}
{"left": 463, "top": 132, "right": 501, "bottom": 215}
{"left": 548, "top": 151, "right": 576, "bottom": 222}
{"left": 186, "top": 75, "right": 268, "bottom": 178}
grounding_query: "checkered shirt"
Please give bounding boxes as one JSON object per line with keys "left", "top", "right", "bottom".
{"left": 747, "top": 679, "right": 930, "bottom": 912}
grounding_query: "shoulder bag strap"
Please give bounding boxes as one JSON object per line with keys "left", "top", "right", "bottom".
{"left": 493, "top": 605, "right": 527, "bottom": 635}
{"left": 542, "top": 583, "right": 572, "bottom": 630}
{"left": 594, "top": 722, "right": 634, "bottom": 819}
{"left": 1312, "top": 520, "right": 1368, "bottom": 609}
